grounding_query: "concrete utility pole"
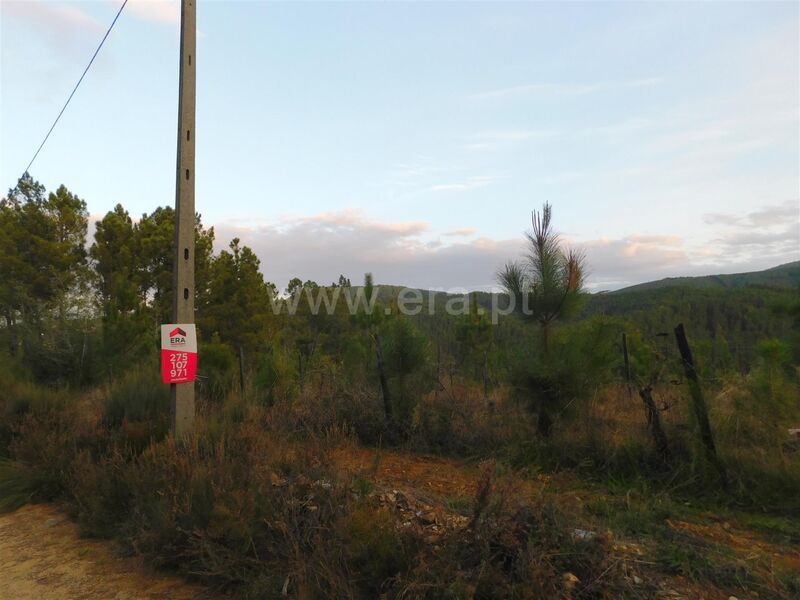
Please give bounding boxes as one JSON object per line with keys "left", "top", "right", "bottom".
{"left": 171, "top": 0, "right": 196, "bottom": 437}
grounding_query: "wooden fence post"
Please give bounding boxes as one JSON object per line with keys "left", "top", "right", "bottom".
{"left": 373, "top": 332, "right": 392, "bottom": 422}
{"left": 622, "top": 332, "right": 631, "bottom": 385}
{"left": 238, "top": 346, "right": 246, "bottom": 396}
{"left": 625, "top": 331, "right": 671, "bottom": 460}
{"left": 639, "top": 386, "right": 672, "bottom": 461}
{"left": 674, "top": 323, "right": 726, "bottom": 483}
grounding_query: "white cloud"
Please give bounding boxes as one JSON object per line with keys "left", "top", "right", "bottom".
{"left": 1, "top": 0, "right": 103, "bottom": 54}
{"left": 444, "top": 228, "right": 477, "bottom": 237}
{"left": 430, "top": 175, "right": 502, "bottom": 192}
{"left": 470, "top": 77, "right": 664, "bottom": 101}
{"left": 124, "top": 0, "right": 180, "bottom": 26}
{"left": 700, "top": 200, "right": 800, "bottom": 266}
{"left": 84, "top": 205, "right": 794, "bottom": 293}
{"left": 463, "top": 129, "right": 555, "bottom": 152}
{"left": 212, "top": 210, "right": 520, "bottom": 292}
{"left": 704, "top": 201, "right": 798, "bottom": 229}
{"left": 208, "top": 209, "right": 796, "bottom": 293}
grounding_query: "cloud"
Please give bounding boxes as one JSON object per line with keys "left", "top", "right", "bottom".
{"left": 444, "top": 228, "right": 477, "bottom": 237}
{"left": 578, "top": 202, "right": 798, "bottom": 290}
{"left": 2, "top": 0, "right": 103, "bottom": 54}
{"left": 212, "top": 210, "right": 520, "bottom": 292}
{"left": 430, "top": 175, "right": 502, "bottom": 192}
{"left": 209, "top": 210, "right": 791, "bottom": 294}
{"left": 704, "top": 200, "right": 798, "bottom": 228}
{"left": 463, "top": 129, "right": 556, "bottom": 152}
{"left": 295, "top": 210, "right": 429, "bottom": 237}
{"left": 580, "top": 235, "right": 690, "bottom": 290}
{"left": 698, "top": 200, "right": 800, "bottom": 266}
{"left": 125, "top": 0, "right": 180, "bottom": 26}
{"left": 470, "top": 77, "right": 663, "bottom": 101}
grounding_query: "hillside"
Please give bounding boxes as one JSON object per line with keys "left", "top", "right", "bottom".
{"left": 610, "top": 261, "right": 800, "bottom": 294}
{"left": 374, "top": 261, "right": 800, "bottom": 311}
{"left": 370, "top": 262, "right": 799, "bottom": 371}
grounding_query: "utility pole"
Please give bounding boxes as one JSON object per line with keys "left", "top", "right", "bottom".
{"left": 171, "top": 0, "right": 196, "bottom": 437}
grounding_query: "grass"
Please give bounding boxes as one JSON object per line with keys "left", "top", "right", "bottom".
{"left": 443, "top": 493, "right": 472, "bottom": 515}
{"left": 1, "top": 370, "right": 798, "bottom": 599}
{"left": 0, "top": 459, "right": 45, "bottom": 513}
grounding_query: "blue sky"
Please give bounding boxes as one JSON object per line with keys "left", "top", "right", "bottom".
{"left": 1, "top": 0, "right": 798, "bottom": 291}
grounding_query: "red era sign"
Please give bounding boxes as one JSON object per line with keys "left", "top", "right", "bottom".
{"left": 161, "top": 324, "right": 198, "bottom": 384}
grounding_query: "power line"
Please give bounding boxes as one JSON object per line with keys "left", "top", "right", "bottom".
{"left": 19, "top": 0, "right": 129, "bottom": 180}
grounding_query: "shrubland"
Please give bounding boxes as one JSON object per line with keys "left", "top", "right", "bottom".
{"left": 1, "top": 177, "right": 798, "bottom": 598}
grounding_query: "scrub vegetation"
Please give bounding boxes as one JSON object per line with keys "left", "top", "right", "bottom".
{"left": 1, "top": 174, "right": 799, "bottom": 598}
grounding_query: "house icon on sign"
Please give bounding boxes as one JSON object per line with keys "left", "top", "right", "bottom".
{"left": 169, "top": 327, "right": 187, "bottom": 345}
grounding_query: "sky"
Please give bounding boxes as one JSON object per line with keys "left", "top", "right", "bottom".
{"left": 1, "top": 0, "right": 798, "bottom": 292}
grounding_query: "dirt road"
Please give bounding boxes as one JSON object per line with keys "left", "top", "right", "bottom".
{"left": 0, "top": 504, "right": 208, "bottom": 599}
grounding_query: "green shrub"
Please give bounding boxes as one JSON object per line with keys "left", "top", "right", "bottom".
{"left": 382, "top": 318, "right": 431, "bottom": 431}
{"left": 508, "top": 316, "right": 622, "bottom": 437}
{"left": 103, "top": 367, "right": 169, "bottom": 433}
{"left": 254, "top": 344, "right": 295, "bottom": 406}
{"left": 0, "top": 459, "right": 50, "bottom": 513}
{"left": 337, "top": 503, "right": 419, "bottom": 595}
{"left": 198, "top": 339, "right": 237, "bottom": 402}
{"left": 0, "top": 376, "right": 69, "bottom": 456}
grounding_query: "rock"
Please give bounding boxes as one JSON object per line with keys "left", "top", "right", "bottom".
{"left": 417, "top": 510, "right": 437, "bottom": 525}
{"left": 270, "top": 472, "right": 287, "bottom": 487}
{"left": 633, "top": 575, "right": 643, "bottom": 585}
{"left": 394, "top": 491, "right": 409, "bottom": 508}
{"left": 572, "top": 528, "right": 596, "bottom": 540}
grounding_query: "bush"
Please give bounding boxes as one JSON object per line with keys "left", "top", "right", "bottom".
{"left": 254, "top": 344, "right": 296, "bottom": 406}
{"left": 409, "top": 383, "right": 517, "bottom": 457}
{"left": 198, "top": 338, "right": 237, "bottom": 402}
{"left": 0, "top": 459, "right": 50, "bottom": 513}
{"left": 0, "top": 375, "right": 69, "bottom": 456}
{"left": 0, "top": 374, "right": 636, "bottom": 598}
{"left": 382, "top": 318, "right": 431, "bottom": 431}
{"left": 397, "top": 468, "right": 628, "bottom": 598}
{"left": 7, "top": 409, "right": 85, "bottom": 502}
{"left": 102, "top": 367, "right": 170, "bottom": 445}
{"left": 508, "top": 317, "right": 622, "bottom": 437}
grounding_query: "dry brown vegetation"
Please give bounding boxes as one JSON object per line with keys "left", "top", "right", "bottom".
{"left": 1, "top": 365, "right": 799, "bottom": 599}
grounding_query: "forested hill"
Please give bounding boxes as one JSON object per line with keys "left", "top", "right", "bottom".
{"left": 393, "top": 261, "right": 799, "bottom": 371}
{"left": 580, "top": 262, "right": 799, "bottom": 370}
{"left": 609, "top": 261, "right": 800, "bottom": 294}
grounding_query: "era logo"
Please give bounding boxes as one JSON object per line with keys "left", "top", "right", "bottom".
{"left": 169, "top": 327, "right": 187, "bottom": 345}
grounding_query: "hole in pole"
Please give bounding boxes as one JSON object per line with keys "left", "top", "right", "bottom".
{"left": 185, "top": 169, "right": 190, "bottom": 180}
{"left": 186, "top": 130, "right": 191, "bottom": 141}
{"left": 184, "top": 288, "right": 189, "bottom": 300}
{"left": 184, "top": 248, "right": 189, "bottom": 260}
{"left": 189, "top": 55, "right": 192, "bottom": 66}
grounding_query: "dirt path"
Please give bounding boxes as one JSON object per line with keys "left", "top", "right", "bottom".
{"left": 0, "top": 504, "right": 208, "bottom": 600}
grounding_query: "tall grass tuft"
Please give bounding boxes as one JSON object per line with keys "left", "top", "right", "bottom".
{"left": 0, "top": 459, "right": 49, "bottom": 513}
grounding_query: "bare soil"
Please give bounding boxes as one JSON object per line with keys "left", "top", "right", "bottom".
{"left": 0, "top": 504, "right": 209, "bottom": 599}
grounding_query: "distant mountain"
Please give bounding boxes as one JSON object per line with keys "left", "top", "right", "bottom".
{"left": 611, "top": 261, "right": 800, "bottom": 294}
{"left": 357, "top": 262, "right": 798, "bottom": 368}
{"left": 364, "top": 262, "right": 800, "bottom": 309}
